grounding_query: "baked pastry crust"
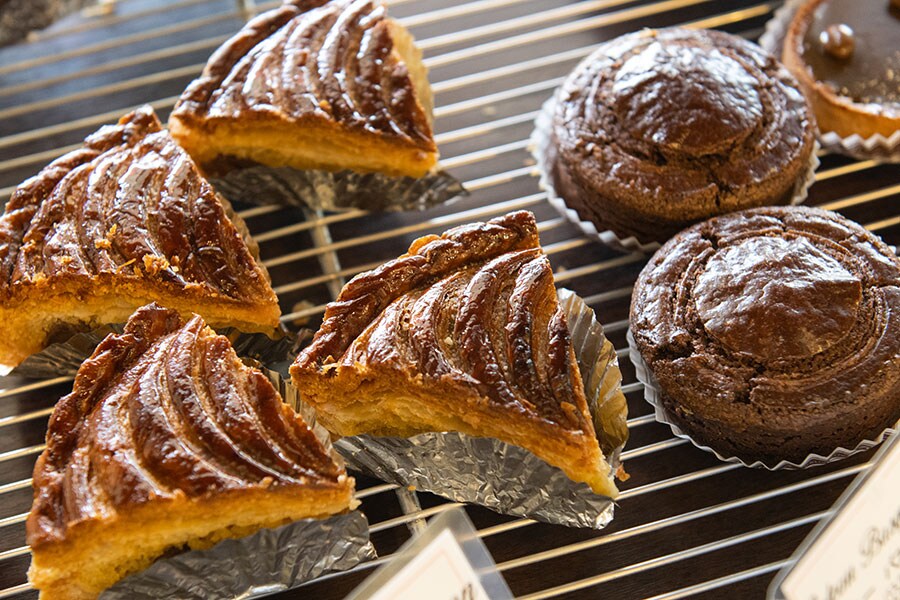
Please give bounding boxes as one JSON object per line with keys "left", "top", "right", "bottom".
{"left": 782, "top": 0, "right": 900, "bottom": 138}
{"left": 169, "top": 0, "right": 437, "bottom": 179}
{"left": 291, "top": 211, "right": 624, "bottom": 497}
{"left": 630, "top": 206, "right": 900, "bottom": 465}
{"left": 27, "top": 304, "right": 353, "bottom": 600}
{"left": 547, "top": 27, "right": 815, "bottom": 245}
{"left": 0, "top": 106, "right": 280, "bottom": 367}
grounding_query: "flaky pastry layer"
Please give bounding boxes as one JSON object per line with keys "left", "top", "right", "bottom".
{"left": 29, "top": 486, "right": 353, "bottom": 600}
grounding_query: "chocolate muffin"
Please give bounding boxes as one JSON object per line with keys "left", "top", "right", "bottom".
{"left": 545, "top": 28, "right": 816, "bottom": 246}
{"left": 630, "top": 206, "right": 900, "bottom": 466}
{"left": 781, "top": 0, "right": 900, "bottom": 140}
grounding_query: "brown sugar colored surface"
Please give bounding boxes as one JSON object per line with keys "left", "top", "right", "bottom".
{"left": 0, "top": 106, "right": 280, "bottom": 366}
{"left": 548, "top": 27, "right": 815, "bottom": 245}
{"left": 27, "top": 304, "right": 352, "bottom": 600}
{"left": 292, "top": 211, "right": 625, "bottom": 498}
{"left": 630, "top": 206, "right": 900, "bottom": 465}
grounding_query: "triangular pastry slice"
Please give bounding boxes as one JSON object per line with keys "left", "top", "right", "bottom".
{"left": 291, "top": 211, "right": 624, "bottom": 497}
{"left": 169, "top": 0, "right": 437, "bottom": 179}
{"left": 0, "top": 106, "right": 280, "bottom": 367}
{"left": 27, "top": 304, "right": 354, "bottom": 600}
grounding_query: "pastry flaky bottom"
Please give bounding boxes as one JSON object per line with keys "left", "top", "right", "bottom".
{"left": 292, "top": 363, "right": 619, "bottom": 499}
{"left": 0, "top": 280, "right": 281, "bottom": 367}
{"left": 28, "top": 484, "right": 354, "bottom": 600}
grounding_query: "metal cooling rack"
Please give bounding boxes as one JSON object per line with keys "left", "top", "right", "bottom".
{"left": 0, "top": 0, "right": 897, "bottom": 598}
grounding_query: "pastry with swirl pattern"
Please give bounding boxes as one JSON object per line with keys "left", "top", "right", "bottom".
{"left": 291, "top": 211, "right": 628, "bottom": 498}
{"left": 545, "top": 27, "right": 816, "bottom": 245}
{"left": 0, "top": 106, "right": 280, "bottom": 367}
{"left": 169, "top": 0, "right": 437, "bottom": 180}
{"left": 630, "top": 206, "right": 900, "bottom": 465}
{"left": 26, "top": 303, "right": 354, "bottom": 600}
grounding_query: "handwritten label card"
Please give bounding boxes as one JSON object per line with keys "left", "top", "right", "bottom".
{"left": 772, "top": 432, "right": 900, "bottom": 600}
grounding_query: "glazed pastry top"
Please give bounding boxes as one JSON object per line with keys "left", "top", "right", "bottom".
{"left": 294, "top": 211, "right": 594, "bottom": 432}
{"left": 27, "top": 304, "right": 345, "bottom": 549}
{"left": 0, "top": 106, "right": 274, "bottom": 305}
{"left": 172, "top": 0, "right": 435, "bottom": 151}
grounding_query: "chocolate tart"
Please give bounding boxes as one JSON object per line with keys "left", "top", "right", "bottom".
{"left": 26, "top": 304, "right": 354, "bottom": 600}
{"left": 630, "top": 206, "right": 900, "bottom": 466}
{"left": 291, "top": 211, "right": 627, "bottom": 497}
{"left": 168, "top": 0, "right": 456, "bottom": 210}
{"left": 544, "top": 27, "right": 816, "bottom": 246}
{"left": 782, "top": 0, "right": 900, "bottom": 140}
{"left": 0, "top": 106, "right": 280, "bottom": 367}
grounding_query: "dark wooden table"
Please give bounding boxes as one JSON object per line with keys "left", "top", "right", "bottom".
{"left": 0, "top": 1, "right": 897, "bottom": 598}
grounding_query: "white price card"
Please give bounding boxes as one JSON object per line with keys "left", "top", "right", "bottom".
{"left": 367, "top": 529, "right": 489, "bottom": 600}
{"left": 347, "top": 507, "right": 513, "bottom": 600}
{"left": 769, "top": 430, "right": 900, "bottom": 600}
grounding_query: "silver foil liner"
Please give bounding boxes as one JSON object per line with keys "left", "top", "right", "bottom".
{"left": 530, "top": 93, "right": 820, "bottom": 254}
{"left": 210, "top": 166, "right": 465, "bottom": 211}
{"left": 759, "top": 1, "right": 900, "bottom": 163}
{"left": 7, "top": 325, "right": 303, "bottom": 379}
{"left": 101, "top": 512, "right": 375, "bottom": 600}
{"left": 305, "top": 289, "right": 629, "bottom": 529}
{"left": 627, "top": 329, "right": 898, "bottom": 470}
{"left": 101, "top": 367, "right": 376, "bottom": 599}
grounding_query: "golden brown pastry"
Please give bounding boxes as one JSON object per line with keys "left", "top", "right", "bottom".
{"left": 0, "top": 106, "right": 280, "bottom": 367}
{"left": 27, "top": 303, "right": 354, "bottom": 600}
{"left": 169, "top": 0, "right": 437, "bottom": 179}
{"left": 782, "top": 0, "right": 900, "bottom": 139}
{"left": 291, "top": 211, "right": 627, "bottom": 498}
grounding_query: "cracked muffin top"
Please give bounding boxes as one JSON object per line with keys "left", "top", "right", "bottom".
{"left": 544, "top": 27, "right": 817, "bottom": 246}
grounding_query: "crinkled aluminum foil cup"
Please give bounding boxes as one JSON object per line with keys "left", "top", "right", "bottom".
{"left": 530, "top": 94, "right": 819, "bottom": 254}
{"left": 101, "top": 367, "right": 376, "bottom": 599}
{"left": 6, "top": 325, "right": 302, "bottom": 379}
{"left": 627, "top": 329, "right": 898, "bottom": 470}
{"left": 210, "top": 166, "right": 466, "bottom": 211}
{"left": 295, "top": 289, "right": 629, "bottom": 530}
{"left": 101, "top": 511, "right": 375, "bottom": 600}
{"left": 760, "top": 0, "right": 900, "bottom": 162}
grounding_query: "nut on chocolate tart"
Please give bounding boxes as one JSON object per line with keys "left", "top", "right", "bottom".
{"left": 0, "top": 106, "right": 280, "bottom": 367}
{"left": 291, "top": 211, "right": 627, "bottom": 498}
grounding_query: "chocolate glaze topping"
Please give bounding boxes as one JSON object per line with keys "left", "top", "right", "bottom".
{"left": 294, "top": 211, "right": 588, "bottom": 430}
{"left": 172, "top": 0, "right": 434, "bottom": 151}
{"left": 631, "top": 206, "right": 900, "bottom": 464}
{"left": 0, "top": 106, "right": 273, "bottom": 305}
{"left": 800, "top": 0, "right": 900, "bottom": 106}
{"left": 694, "top": 236, "right": 863, "bottom": 361}
{"left": 27, "top": 304, "right": 344, "bottom": 549}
